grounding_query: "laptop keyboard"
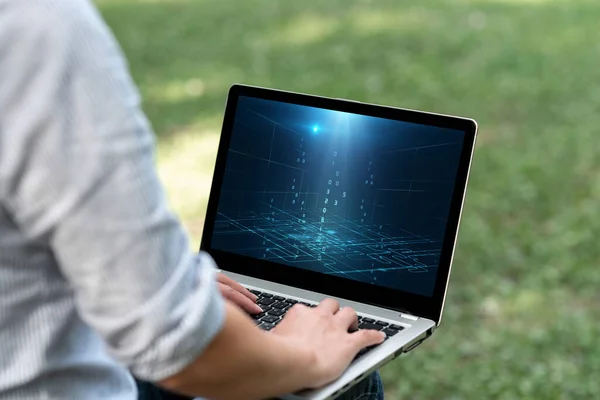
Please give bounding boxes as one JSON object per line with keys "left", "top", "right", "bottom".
{"left": 249, "top": 289, "right": 405, "bottom": 360}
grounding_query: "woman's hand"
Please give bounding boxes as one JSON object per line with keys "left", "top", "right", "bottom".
{"left": 217, "top": 273, "right": 262, "bottom": 314}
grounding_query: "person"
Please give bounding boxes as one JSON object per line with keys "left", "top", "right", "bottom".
{"left": 0, "top": 1, "right": 386, "bottom": 399}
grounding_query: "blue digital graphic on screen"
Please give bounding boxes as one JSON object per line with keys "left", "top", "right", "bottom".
{"left": 211, "top": 96, "right": 465, "bottom": 296}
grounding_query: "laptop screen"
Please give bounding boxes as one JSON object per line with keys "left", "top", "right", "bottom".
{"left": 211, "top": 95, "right": 466, "bottom": 297}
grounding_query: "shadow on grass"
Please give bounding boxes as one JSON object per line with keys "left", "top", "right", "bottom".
{"left": 99, "top": 0, "right": 600, "bottom": 138}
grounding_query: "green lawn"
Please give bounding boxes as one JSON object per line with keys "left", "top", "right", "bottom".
{"left": 98, "top": 0, "right": 600, "bottom": 398}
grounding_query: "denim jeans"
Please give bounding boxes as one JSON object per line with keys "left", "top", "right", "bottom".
{"left": 136, "top": 371, "right": 384, "bottom": 400}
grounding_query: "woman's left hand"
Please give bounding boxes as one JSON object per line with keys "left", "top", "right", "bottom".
{"left": 217, "top": 272, "right": 263, "bottom": 315}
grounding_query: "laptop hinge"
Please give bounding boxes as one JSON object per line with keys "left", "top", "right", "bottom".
{"left": 400, "top": 312, "right": 419, "bottom": 321}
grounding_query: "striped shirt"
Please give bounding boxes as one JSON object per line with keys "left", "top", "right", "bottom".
{"left": 0, "top": 0, "right": 225, "bottom": 398}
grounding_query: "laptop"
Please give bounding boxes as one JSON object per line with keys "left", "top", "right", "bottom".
{"left": 200, "top": 84, "right": 477, "bottom": 399}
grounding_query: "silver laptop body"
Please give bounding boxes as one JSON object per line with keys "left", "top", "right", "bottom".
{"left": 201, "top": 84, "right": 478, "bottom": 400}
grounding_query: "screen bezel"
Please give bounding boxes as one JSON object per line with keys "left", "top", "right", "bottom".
{"left": 200, "top": 84, "right": 477, "bottom": 324}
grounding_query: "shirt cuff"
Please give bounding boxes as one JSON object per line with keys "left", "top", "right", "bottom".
{"left": 129, "top": 252, "right": 226, "bottom": 382}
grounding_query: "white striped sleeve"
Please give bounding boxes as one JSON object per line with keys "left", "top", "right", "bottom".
{"left": 0, "top": 0, "right": 225, "bottom": 382}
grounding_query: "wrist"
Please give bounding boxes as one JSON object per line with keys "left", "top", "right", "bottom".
{"left": 267, "top": 333, "right": 318, "bottom": 390}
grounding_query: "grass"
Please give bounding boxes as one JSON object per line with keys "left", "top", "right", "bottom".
{"left": 97, "top": 0, "right": 600, "bottom": 398}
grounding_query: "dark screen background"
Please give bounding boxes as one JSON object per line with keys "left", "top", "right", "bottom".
{"left": 211, "top": 96, "right": 465, "bottom": 296}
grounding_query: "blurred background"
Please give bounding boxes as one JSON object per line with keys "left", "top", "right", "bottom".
{"left": 97, "top": 0, "right": 599, "bottom": 398}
